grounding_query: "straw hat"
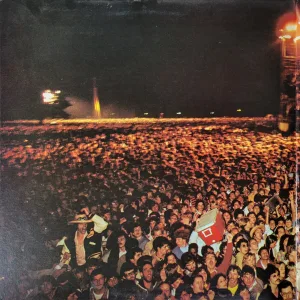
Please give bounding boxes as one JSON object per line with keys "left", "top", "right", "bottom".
{"left": 69, "top": 214, "right": 93, "bottom": 224}
{"left": 250, "top": 224, "right": 264, "bottom": 238}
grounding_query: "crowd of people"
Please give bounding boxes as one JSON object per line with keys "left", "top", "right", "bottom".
{"left": 0, "top": 119, "right": 298, "bottom": 300}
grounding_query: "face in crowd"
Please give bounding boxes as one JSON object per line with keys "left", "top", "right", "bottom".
{"left": 142, "top": 263, "right": 153, "bottom": 283}
{"left": 77, "top": 223, "right": 88, "bottom": 235}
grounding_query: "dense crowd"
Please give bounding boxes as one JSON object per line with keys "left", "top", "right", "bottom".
{"left": 0, "top": 120, "right": 298, "bottom": 300}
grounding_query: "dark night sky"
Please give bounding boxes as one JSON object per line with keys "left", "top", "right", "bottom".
{"left": 1, "top": 0, "right": 294, "bottom": 118}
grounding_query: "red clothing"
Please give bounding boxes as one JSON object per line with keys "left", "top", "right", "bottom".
{"left": 209, "top": 242, "right": 233, "bottom": 278}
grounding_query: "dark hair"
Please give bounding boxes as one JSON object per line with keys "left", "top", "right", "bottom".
{"left": 234, "top": 209, "right": 244, "bottom": 220}
{"left": 39, "top": 275, "right": 57, "bottom": 289}
{"left": 226, "top": 265, "right": 241, "bottom": 278}
{"left": 275, "top": 226, "right": 285, "bottom": 235}
{"left": 241, "top": 265, "right": 255, "bottom": 278}
{"left": 279, "top": 234, "right": 290, "bottom": 252}
{"left": 236, "top": 239, "right": 248, "bottom": 251}
{"left": 265, "top": 234, "right": 277, "bottom": 249}
{"left": 248, "top": 212, "right": 256, "bottom": 218}
{"left": 201, "top": 245, "right": 214, "bottom": 257}
{"left": 232, "top": 200, "right": 241, "bottom": 208}
{"left": 120, "top": 262, "right": 136, "bottom": 278}
{"left": 153, "top": 236, "right": 170, "bottom": 252}
{"left": 195, "top": 200, "right": 206, "bottom": 210}
{"left": 116, "top": 230, "right": 127, "bottom": 239}
{"left": 285, "top": 262, "right": 295, "bottom": 277}
{"left": 137, "top": 257, "right": 153, "bottom": 272}
{"left": 196, "top": 266, "right": 211, "bottom": 283}
{"left": 219, "top": 241, "right": 228, "bottom": 256}
{"left": 210, "top": 273, "right": 226, "bottom": 289}
{"left": 204, "top": 251, "right": 217, "bottom": 263}
{"left": 232, "top": 233, "right": 245, "bottom": 246}
{"left": 265, "top": 264, "right": 279, "bottom": 281}
{"left": 258, "top": 246, "right": 268, "bottom": 256}
{"left": 175, "top": 284, "right": 192, "bottom": 299}
{"left": 278, "top": 280, "right": 294, "bottom": 294}
{"left": 126, "top": 247, "right": 142, "bottom": 262}
{"left": 181, "top": 253, "right": 196, "bottom": 269}
{"left": 90, "top": 268, "right": 106, "bottom": 281}
{"left": 188, "top": 243, "right": 198, "bottom": 252}
{"left": 86, "top": 258, "right": 100, "bottom": 268}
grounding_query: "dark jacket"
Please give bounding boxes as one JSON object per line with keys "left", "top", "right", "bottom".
{"left": 62, "top": 215, "right": 108, "bottom": 267}
{"left": 258, "top": 285, "right": 282, "bottom": 300}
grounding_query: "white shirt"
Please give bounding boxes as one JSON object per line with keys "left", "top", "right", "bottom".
{"left": 75, "top": 231, "right": 87, "bottom": 266}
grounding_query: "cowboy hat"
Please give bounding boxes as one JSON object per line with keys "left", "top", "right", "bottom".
{"left": 68, "top": 214, "right": 93, "bottom": 224}
{"left": 250, "top": 224, "right": 264, "bottom": 238}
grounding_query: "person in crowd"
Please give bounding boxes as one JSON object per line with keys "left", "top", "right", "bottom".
{"left": 131, "top": 223, "right": 149, "bottom": 251}
{"left": 234, "top": 238, "right": 249, "bottom": 269}
{"left": 152, "top": 237, "right": 171, "bottom": 267}
{"left": 57, "top": 207, "right": 108, "bottom": 268}
{"left": 204, "top": 234, "right": 233, "bottom": 278}
{"left": 190, "top": 275, "right": 207, "bottom": 298}
{"left": 172, "top": 229, "right": 190, "bottom": 259}
{"left": 209, "top": 273, "right": 232, "bottom": 299}
{"left": 241, "top": 265, "right": 264, "bottom": 300}
{"left": 136, "top": 261, "right": 159, "bottom": 293}
{"left": 278, "top": 280, "right": 295, "bottom": 300}
{"left": 258, "top": 264, "right": 281, "bottom": 300}
{"left": 226, "top": 265, "right": 244, "bottom": 296}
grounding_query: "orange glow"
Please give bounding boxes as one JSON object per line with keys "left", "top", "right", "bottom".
{"left": 285, "top": 23, "right": 297, "bottom": 32}
{"left": 294, "top": 36, "right": 300, "bottom": 42}
{"left": 279, "top": 35, "right": 292, "bottom": 39}
{"left": 276, "top": 12, "right": 297, "bottom": 37}
{"left": 93, "top": 95, "right": 101, "bottom": 118}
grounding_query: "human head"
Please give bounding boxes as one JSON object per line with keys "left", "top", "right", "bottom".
{"left": 159, "top": 282, "right": 171, "bottom": 299}
{"left": 211, "top": 273, "right": 227, "bottom": 289}
{"left": 236, "top": 239, "right": 249, "bottom": 255}
{"left": 196, "top": 266, "right": 211, "bottom": 284}
{"left": 258, "top": 247, "right": 269, "bottom": 261}
{"left": 181, "top": 253, "right": 196, "bottom": 273}
{"left": 191, "top": 275, "right": 204, "bottom": 294}
{"left": 239, "top": 286, "right": 251, "bottom": 300}
{"left": 90, "top": 268, "right": 106, "bottom": 292}
{"left": 86, "top": 258, "right": 99, "bottom": 276}
{"left": 126, "top": 247, "right": 143, "bottom": 266}
{"left": 188, "top": 243, "right": 198, "bottom": 256}
{"left": 39, "top": 276, "right": 57, "bottom": 296}
{"left": 266, "top": 264, "right": 280, "bottom": 286}
{"left": 241, "top": 265, "right": 255, "bottom": 288}
{"left": 175, "top": 284, "right": 192, "bottom": 300}
{"left": 120, "top": 262, "right": 136, "bottom": 281}
{"left": 204, "top": 252, "right": 217, "bottom": 271}
{"left": 141, "top": 262, "right": 153, "bottom": 283}
{"left": 153, "top": 236, "right": 170, "bottom": 256}
{"left": 227, "top": 265, "right": 241, "bottom": 287}
{"left": 174, "top": 229, "right": 190, "bottom": 248}
{"left": 278, "top": 280, "right": 294, "bottom": 300}
{"left": 116, "top": 231, "right": 127, "bottom": 249}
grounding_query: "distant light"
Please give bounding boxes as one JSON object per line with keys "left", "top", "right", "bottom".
{"left": 42, "top": 90, "right": 57, "bottom": 104}
{"left": 279, "top": 35, "right": 292, "bottom": 39}
{"left": 111, "top": 113, "right": 115, "bottom": 115}
{"left": 176, "top": 112, "right": 182, "bottom": 115}
{"left": 210, "top": 112, "right": 215, "bottom": 115}
{"left": 237, "top": 109, "right": 242, "bottom": 112}
{"left": 144, "top": 112, "right": 149, "bottom": 115}
{"left": 55, "top": 90, "right": 61, "bottom": 94}
{"left": 294, "top": 36, "right": 300, "bottom": 42}
{"left": 285, "top": 24, "right": 297, "bottom": 32}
